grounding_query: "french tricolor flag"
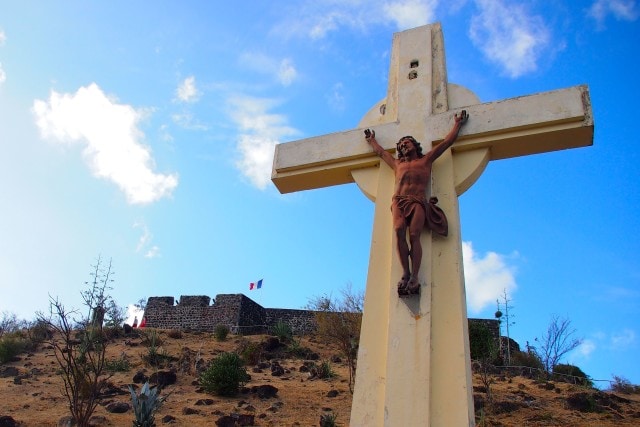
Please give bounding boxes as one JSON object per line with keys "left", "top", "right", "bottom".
{"left": 249, "top": 279, "right": 263, "bottom": 290}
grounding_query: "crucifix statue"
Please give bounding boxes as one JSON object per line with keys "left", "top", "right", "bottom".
{"left": 364, "top": 110, "right": 468, "bottom": 296}
{"left": 272, "top": 23, "right": 593, "bottom": 426}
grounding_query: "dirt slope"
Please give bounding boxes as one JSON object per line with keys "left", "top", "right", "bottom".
{"left": 0, "top": 330, "right": 638, "bottom": 426}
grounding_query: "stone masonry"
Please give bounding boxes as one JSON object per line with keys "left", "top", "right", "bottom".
{"left": 142, "top": 294, "right": 498, "bottom": 343}
{"left": 143, "top": 294, "right": 316, "bottom": 335}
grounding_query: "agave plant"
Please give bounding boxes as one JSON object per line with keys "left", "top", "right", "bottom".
{"left": 129, "top": 381, "right": 167, "bottom": 427}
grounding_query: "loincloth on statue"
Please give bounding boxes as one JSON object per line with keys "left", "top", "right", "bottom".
{"left": 392, "top": 195, "right": 448, "bottom": 237}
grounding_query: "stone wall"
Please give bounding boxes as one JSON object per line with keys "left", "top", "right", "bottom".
{"left": 265, "top": 308, "right": 318, "bottom": 335}
{"left": 143, "top": 294, "right": 499, "bottom": 343}
{"left": 142, "top": 294, "right": 319, "bottom": 334}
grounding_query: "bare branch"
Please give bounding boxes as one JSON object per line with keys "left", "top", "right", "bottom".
{"left": 536, "top": 315, "right": 583, "bottom": 374}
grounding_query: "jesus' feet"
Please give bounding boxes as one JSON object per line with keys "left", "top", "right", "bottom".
{"left": 404, "top": 276, "right": 420, "bottom": 295}
{"left": 397, "top": 275, "right": 410, "bottom": 295}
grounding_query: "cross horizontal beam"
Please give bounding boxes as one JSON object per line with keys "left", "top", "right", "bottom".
{"left": 271, "top": 85, "right": 593, "bottom": 194}
{"left": 434, "top": 85, "right": 593, "bottom": 160}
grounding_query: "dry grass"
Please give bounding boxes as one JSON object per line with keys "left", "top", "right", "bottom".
{"left": 1, "top": 329, "right": 639, "bottom": 426}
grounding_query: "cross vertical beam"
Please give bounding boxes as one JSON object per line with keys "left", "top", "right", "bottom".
{"left": 349, "top": 25, "right": 476, "bottom": 426}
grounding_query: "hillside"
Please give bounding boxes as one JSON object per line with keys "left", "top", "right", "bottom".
{"left": 1, "top": 329, "right": 639, "bottom": 426}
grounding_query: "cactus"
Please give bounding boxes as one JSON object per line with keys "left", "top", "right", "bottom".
{"left": 129, "top": 381, "right": 167, "bottom": 427}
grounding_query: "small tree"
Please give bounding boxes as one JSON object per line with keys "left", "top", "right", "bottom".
{"left": 0, "top": 312, "right": 31, "bottom": 364}
{"left": 104, "top": 299, "right": 126, "bottom": 329}
{"left": 609, "top": 375, "right": 640, "bottom": 394}
{"left": 307, "top": 283, "right": 363, "bottom": 393}
{"left": 0, "top": 312, "right": 25, "bottom": 338}
{"left": 535, "top": 315, "right": 582, "bottom": 375}
{"left": 37, "top": 256, "right": 115, "bottom": 426}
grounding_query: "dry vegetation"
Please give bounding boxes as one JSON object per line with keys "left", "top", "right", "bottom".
{"left": 1, "top": 329, "right": 639, "bottom": 427}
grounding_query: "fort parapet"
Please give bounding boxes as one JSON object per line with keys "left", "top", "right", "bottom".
{"left": 143, "top": 294, "right": 316, "bottom": 335}
{"left": 142, "top": 294, "right": 500, "bottom": 343}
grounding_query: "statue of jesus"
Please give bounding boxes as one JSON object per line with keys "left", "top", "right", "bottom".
{"left": 364, "top": 110, "right": 468, "bottom": 296}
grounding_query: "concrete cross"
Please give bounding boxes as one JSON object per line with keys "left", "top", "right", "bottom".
{"left": 272, "top": 23, "right": 593, "bottom": 426}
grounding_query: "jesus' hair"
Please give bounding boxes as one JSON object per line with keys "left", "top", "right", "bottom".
{"left": 397, "top": 136, "right": 425, "bottom": 161}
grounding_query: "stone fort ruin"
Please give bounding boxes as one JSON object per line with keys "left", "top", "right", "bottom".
{"left": 142, "top": 294, "right": 500, "bottom": 340}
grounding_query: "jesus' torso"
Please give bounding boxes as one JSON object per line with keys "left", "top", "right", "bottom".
{"left": 394, "top": 155, "right": 433, "bottom": 198}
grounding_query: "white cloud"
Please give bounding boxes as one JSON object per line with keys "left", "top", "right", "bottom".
{"left": 309, "top": 12, "right": 343, "bottom": 39}
{"left": 229, "top": 96, "right": 299, "bottom": 189}
{"left": 159, "top": 124, "right": 174, "bottom": 142}
{"left": 33, "top": 83, "right": 178, "bottom": 204}
{"left": 462, "top": 241, "right": 517, "bottom": 313}
{"left": 134, "top": 221, "right": 161, "bottom": 258}
{"left": 0, "top": 29, "right": 6, "bottom": 45}
{"left": 278, "top": 58, "right": 298, "bottom": 86}
{"left": 595, "top": 285, "right": 640, "bottom": 302}
{"left": 469, "top": 0, "right": 552, "bottom": 78}
{"left": 273, "top": 0, "right": 439, "bottom": 40}
{"left": 588, "top": 0, "right": 639, "bottom": 26}
{"left": 611, "top": 329, "right": 636, "bottom": 349}
{"left": 144, "top": 246, "right": 160, "bottom": 258}
{"left": 134, "top": 222, "right": 152, "bottom": 252}
{"left": 580, "top": 329, "right": 636, "bottom": 359}
{"left": 175, "top": 76, "right": 200, "bottom": 103}
{"left": 171, "top": 112, "right": 208, "bottom": 131}
{"left": 240, "top": 52, "right": 298, "bottom": 86}
{"left": 327, "top": 82, "right": 346, "bottom": 112}
{"left": 383, "top": 0, "right": 438, "bottom": 29}
{"left": 592, "top": 331, "right": 607, "bottom": 341}
{"left": 576, "top": 339, "right": 597, "bottom": 358}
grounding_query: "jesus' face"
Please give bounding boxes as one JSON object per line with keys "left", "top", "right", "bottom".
{"left": 398, "top": 137, "right": 417, "bottom": 158}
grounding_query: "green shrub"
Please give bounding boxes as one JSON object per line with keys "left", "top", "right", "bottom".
{"left": 105, "top": 355, "right": 131, "bottom": 372}
{"left": 237, "top": 339, "right": 262, "bottom": 365}
{"left": 468, "top": 322, "right": 497, "bottom": 361}
{"left": 214, "top": 324, "right": 230, "bottom": 342}
{"left": 0, "top": 335, "right": 28, "bottom": 363}
{"left": 511, "top": 350, "right": 544, "bottom": 370}
{"left": 142, "top": 345, "right": 172, "bottom": 368}
{"left": 319, "top": 412, "right": 337, "bottom": 427}
{"left": 199, "top": 352, "right": 250, "bottom": 396}
{"left": 26, "top": 320, "right": 51, "bottom": 343}
{"left": 139, "top": 328, "right": 174, "bottom": 368}
{"left": 141, "top": 329, "right": 163, "bottom": 347}
{"left": 317, "top": 360, "right": 335, "bottom": 379}
{"left": 129, "top": 381, "right": 167, "bottom": 427}
{"left": 552, "top": 363, "right": 593, "bottom": 387}
{"left": 609, "top": 375, "right": 640, "bottom": 394}
{"left": 286, "top": 339, "right": 313, "bottom": 359}
{"left": 271, "top": 320, "right": 293, "bottom": 343}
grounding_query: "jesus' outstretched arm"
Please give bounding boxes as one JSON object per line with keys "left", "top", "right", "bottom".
{"left": 429, "top": 110, "right": 468, "bottom": 160}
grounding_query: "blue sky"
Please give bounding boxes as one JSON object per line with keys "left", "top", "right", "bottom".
{"left": 0, "top": 1, "right": 638, "bottom": 386}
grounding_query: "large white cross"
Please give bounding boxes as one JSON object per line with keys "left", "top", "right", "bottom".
{"left": 272, "top": 23, "right": 592, "bottom": 426}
